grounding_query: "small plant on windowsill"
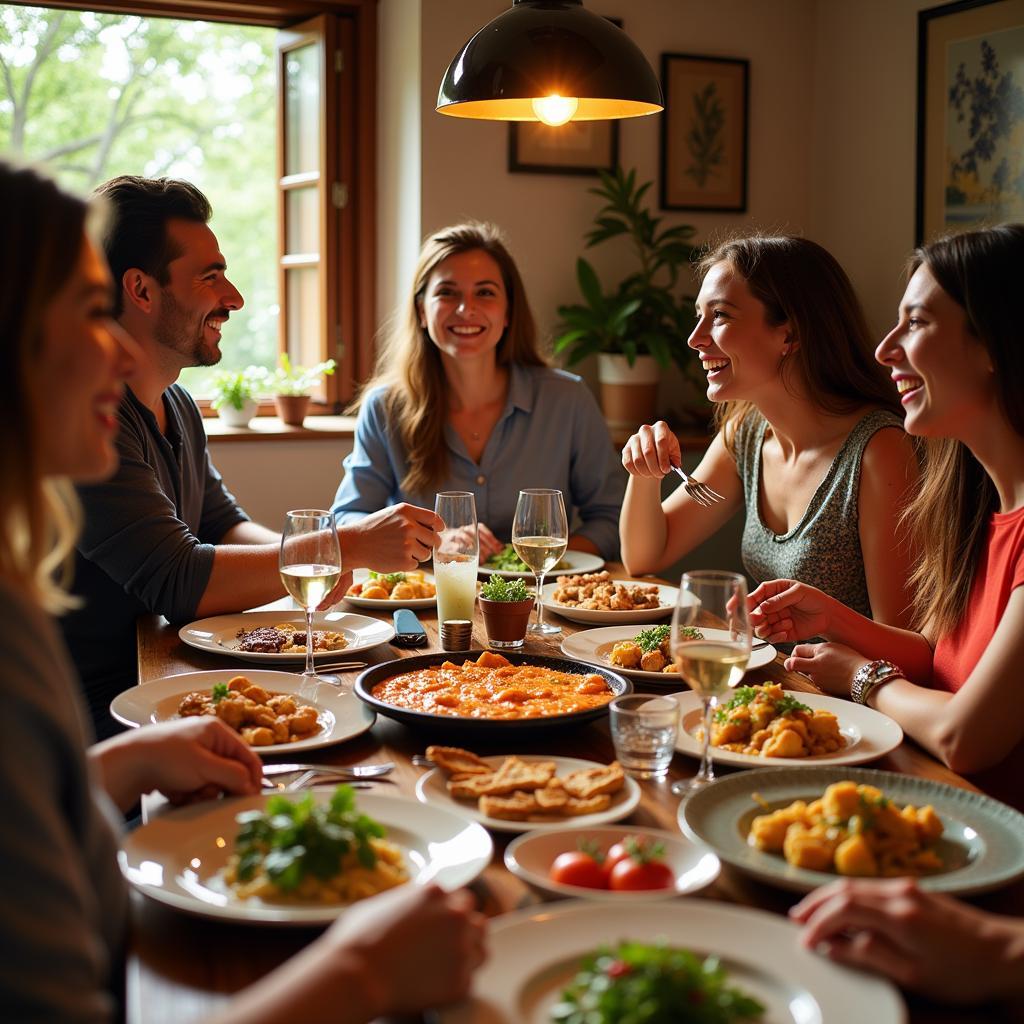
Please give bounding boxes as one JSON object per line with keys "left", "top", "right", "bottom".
{"left": 267, "top": 354, "right": 337, "bottom": 426}
{"left": 210, "top": 367, "right": 268, "bottom": 428}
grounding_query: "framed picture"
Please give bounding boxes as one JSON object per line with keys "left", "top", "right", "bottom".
{"left": 508, "top": 119, "right": 620, "bottom": 176}
{"left": 916, "top": 0, "right": 1024, "bottom": 242}
{"left": 659, "top": 53, "right": 749, "bottom": 212}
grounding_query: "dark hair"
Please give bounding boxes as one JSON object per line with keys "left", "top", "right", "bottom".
{"left": 92, "top": 176, "right": 212, "bottom": 315}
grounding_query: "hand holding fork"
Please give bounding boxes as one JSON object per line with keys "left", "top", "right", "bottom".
{"left": 621, "top": 421, "right": 724, "bottom": 507}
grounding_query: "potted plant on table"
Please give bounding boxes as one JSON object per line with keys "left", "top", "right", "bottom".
{"left": 553, "top": 167, "right": 708, "bottom": 438}
{"left": 267, "top": 354, "right": 337, "bottom": 426}
{"left": 210, "top": 367, "right": 267, "bottom": 428}
{"left": 478, "top": 575, "right": 535, "bottom": 650}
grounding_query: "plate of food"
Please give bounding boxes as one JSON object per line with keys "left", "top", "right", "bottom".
{"left": 540, "top": 572, "right": 683, "bottom": 625}
{"left": 678, "top": 765, "right": 1024, "bottom": 896}
{"left": 344, "top": 568, "right": 436, "bottom": 609}
{"left": 415, "top": 747, "right": 641, "bottom": 834}
{"left": 110, "top": 670, "right": 375, "bottom": 754}
{"left": 670, "top": 683, "right": 904, "bottom": 768}
{"left": 437, "top": 899, "right": 903, "bottom": 1024}
{"left": 560, "top": 624, "right": 778, "bottom": 682}
{"left": 504, "top": 824, "right": 720, "bottom": 900}
{"left": 120, "top": 786, "right": 493, "bottom": 925}
{"left": 355, "top": 650, "right": 631, "bottom": 735}
{"left": 179, "top": 610, "right": 395, "bottom": 662}
{"left": 480, "top": 545, "right": 605, "bottom": 580}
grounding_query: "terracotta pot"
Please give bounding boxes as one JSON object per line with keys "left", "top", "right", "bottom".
{"left": 274, "top": 394, "right": 311, "bottom": 426}
{"left": 597, "top": 353, "right": 660, "bottom": 444}
{"left": 479, "top": 596, "right": 535, "bottom": 649}
{"left": 217, "top": 398, "right": 258, "bottom": 428}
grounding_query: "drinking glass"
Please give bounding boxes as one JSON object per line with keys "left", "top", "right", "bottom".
{"left": 670, "top": 571, "right": 751, "bottom": 797}
{"left": 434, "top": 492, "right": 480, "bottom": 625}
{"left": 279, "top": 509, "right": 343, "bottom": 686}
{"left": 512, "top": 488, "right": 568, "bottom": 635}
{"left": 609, "top": 694, "right": 680, "bottom": 779}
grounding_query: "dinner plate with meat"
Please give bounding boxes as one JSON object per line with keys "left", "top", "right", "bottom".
{"left": 540, "top": 572, "right": 684, "bottom": 625}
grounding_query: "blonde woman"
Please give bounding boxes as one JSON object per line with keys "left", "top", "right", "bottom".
{"left": 0, "top": 162, "right": 485, "bottom": 1021}
{"left": 749, "top": 225, "right": 1024, "bottom": 807}
{"left": 620, "top": 236, "right": 918, "bottom": 628}
{"left": 333, "top": 222, "right": 623, "bottom": 559}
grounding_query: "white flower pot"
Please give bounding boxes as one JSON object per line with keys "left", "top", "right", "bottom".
{"left": 597, "top": 353, "right": 660, "bottom": 442}
{"left": 217, "top": 398, "right": 258, "bottom": 428}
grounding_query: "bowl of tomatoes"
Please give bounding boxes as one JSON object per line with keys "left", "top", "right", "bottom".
{"left": 503, "top": 825, "right": 720, "bottom": 902}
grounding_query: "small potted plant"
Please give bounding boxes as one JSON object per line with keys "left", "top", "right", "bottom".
{"left": 210, "top": 366, "right": 267, "bottom": 428}
{"left": 268, "top": 354, "right": 337, "bottom": 426}
{"left": 478, "top": 575, "right": 535, "bottom": 649}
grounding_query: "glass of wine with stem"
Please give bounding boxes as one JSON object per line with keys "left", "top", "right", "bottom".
{"left": 512, "top": 488, "right": 568, "bottom": 636}
{"left": 279, "top": 509, "right": 343, "bottom": 689}
{"left": 670, "top": 571, "right": 752, "bottom": 797}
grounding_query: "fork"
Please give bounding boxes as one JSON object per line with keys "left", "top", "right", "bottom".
{"left": 671, "top": 464, "right": 725, "bottom": 508}
{"left": 261, "top": 761, "right": 395, "bottom": 779}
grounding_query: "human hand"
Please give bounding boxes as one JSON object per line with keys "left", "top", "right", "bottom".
{"left": 783, "top": 642, "right": 868, "bottom": 697}
{"left": 791, "top": 878, "right": 1024, "bottom": 1004}
{"left": 324, "top": 884, "right": 487, "bottom": 1015}
{"left": 317, "top": 569, "right": 353, "bottom": 610}
{"left": 477, "top": 522, "right": 503, "bottom": 560}
{"left": 747, "top": 579, "right": 836, "bottom": 643}
{"left": 340, "top": 503, "right": 443, "bottom": 572}
{"left": 621, "top": 421, "right": 681, "bottom": 479}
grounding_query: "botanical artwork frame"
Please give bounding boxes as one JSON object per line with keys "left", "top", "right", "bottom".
{"left": 659, "top": 53, "right": 749, "bottom": 212}
{"left": 916, "top": 0, "right": 1024, "bottom": 242}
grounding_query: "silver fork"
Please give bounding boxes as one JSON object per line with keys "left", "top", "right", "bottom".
{"left": 671, "top": 464, "right": 725, "bottom": 508}
{"left": 262, "top": 761, "right": 395, "bottom": 779}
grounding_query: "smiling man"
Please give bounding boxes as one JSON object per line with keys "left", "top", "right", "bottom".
{"left": 62, "top": 177, "right": 440, "bottom": 740}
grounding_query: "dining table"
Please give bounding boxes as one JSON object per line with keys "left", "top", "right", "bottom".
{"left": 127, "top": 566, "right": 1024, "bottom": 1024}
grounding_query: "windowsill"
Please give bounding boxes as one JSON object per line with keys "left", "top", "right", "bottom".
{"left": 205, "top": 414, "right": 357, "bottom": 443}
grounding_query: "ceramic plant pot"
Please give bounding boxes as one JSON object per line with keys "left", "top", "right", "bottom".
{"left": 274, "top": 394, "right": 311, "bottom": 426}
{"left": 597, "top": 353, "right": 660, "bottom": 444}
{"left": 479, "top": 596, "right": 535, "bottom": 649}
{"left": 217, "top": 398, "right": 258, "bottom": 428}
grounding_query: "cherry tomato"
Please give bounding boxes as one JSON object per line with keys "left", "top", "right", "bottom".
{"left": 549, "top": 851, "right": 609, "bottom": 889}
{"left": 608, "top": 857, "right": 676, "bottom": 891}
{"left": 603, "top": 840, "right": 634, "bottom": 875}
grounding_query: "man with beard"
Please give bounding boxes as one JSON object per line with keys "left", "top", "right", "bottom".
{"left": 62, "top": 177, "right": 441, "bottom": 739}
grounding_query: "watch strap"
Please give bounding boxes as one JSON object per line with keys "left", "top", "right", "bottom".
{"left": 851, "top": 659, "right": 904, "bottom": 705}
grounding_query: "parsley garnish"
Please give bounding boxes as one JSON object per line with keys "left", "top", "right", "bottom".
{"left": 714, "top": 685, "right": 757, "bottom": 721}
{"left": 774, "top": 694, "right": 811, "bottom": 716}
{"left": 211, "top": 682, "right": 230, "bottom": 704}
{"left": 633, "top": 624, "right": 702, "bottom": 653}
{"left": 369, "top": 571, "right": 406, "bottom": 585}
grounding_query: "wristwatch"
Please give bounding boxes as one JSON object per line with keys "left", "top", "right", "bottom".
{"left": 392, "top": 608, "right": 429, "bottom": 648}
{"left": 851, "top": 659, "right": 904, "bottom": 705}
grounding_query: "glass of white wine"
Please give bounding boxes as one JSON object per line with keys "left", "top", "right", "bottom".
{"left": 279, "top": 509, "right": 343, "bottom": 686}
{"left": 670, "top": 571, "right": 751, "bottom": 797}
{"left": 512, "top": 488, "right": 568, "bottom": 636}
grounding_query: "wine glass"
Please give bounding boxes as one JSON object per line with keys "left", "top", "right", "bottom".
{"left": 670, "top": 571, "right": 751, "bottom": 797}
{"left": 512, "top": 488, "right": 568, "bottom": 636}
{"left": 279, "top": 509, "right": 343, "bottom": 687}
{"left": 434, "top": 492, "right": 480, "bottom": 625}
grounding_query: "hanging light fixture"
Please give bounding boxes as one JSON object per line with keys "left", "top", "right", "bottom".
{"left": 436, "top": 0, "right": 663, "bottom": 126}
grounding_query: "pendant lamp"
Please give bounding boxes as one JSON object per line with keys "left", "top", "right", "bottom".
{"left": 436, "top": 0, "right": 663, "bottom": 126}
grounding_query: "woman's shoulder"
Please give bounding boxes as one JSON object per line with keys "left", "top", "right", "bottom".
{"left": 521, "top": 364, "right": 585, "bottom": 390}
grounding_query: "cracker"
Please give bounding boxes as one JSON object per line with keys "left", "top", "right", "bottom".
{"left": 562, "top": 762, "right": 625, "bottom": 799}
{"left": 426, "top": 745, "right": 493, "bottom": 776}
{"left": 447, "top": 774, "right": 499, "bottom": 799}
{"left": 479, "top": 791, "right": 539, "bottom": 820}
{"left": 533, "top": 780, "right": 569, "bottom": 811}
{"left": 562, "top": 793, "right": 613, "bottom": 816}
{"left": 490, "top": 756, "right": 556, "bottom": 791}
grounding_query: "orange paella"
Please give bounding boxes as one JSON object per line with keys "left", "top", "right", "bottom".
{"left": 369, "top": 651, "right": 615, "bottom": 719}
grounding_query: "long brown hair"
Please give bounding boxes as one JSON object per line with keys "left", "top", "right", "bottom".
{"left": 0, "top": 162, "right": 91, "bottom": 612}
{"left": 902, "top": 224, "right": 1024, "bottom": 635}
{"left": 355, "top": 222, "right": 547, "bottom": 494}
{"left": 696, "top": 236, "right": 901, "bottom": 450}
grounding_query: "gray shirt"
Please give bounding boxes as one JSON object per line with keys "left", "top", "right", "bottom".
{"left": 0, "top": 577, "right": 127, "bottom": 1022}
{"left": 62, "top": 384, "right": 249, "bottom": 738}
{"left": 736, "top": 408, "right": 904, "bottom": 619}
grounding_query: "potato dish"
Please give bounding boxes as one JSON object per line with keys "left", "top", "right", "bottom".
{"left": 749, "top": 780, "right": 944, "bottom": 877}
{"left": 609, "top": 624, "right": 702, "bottom": 673}
{"left": 178, "top": 675, "right": 321, "bottom": 746}
{"left": 552, "top": 571, "right": 661, "bottom": 611}
{"left": 235, "top": 623, "right": 348, "bottom": 654}
{"left": 346, "top": 570, "right": 435, "bottom": 601}
{"left": 711, "top": 683, "right": 845, "bottom": 758}
{"left": 370, "top": 651, "right": 614, "bottom": 719}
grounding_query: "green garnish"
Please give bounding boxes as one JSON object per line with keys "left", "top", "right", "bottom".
{"left": 211, "top": 682, "right": 230, "bottom": 704}
{"left": 633, "top": 624, "right": 702, "bottom": 653}
{"left": 233, "top": 784, "right": 384, "bottom": 891}
{"left": 714, "top": 685, "right": 757, "bottom": 721}
{"left": 480, "top": 574, "right": 532, "bottom": 602}
{"left": 773, "top": 694, "right": 811, "bottom": 716}
{"left": 550, "top": 941, "right": 764, "bottom": 1023}
{"left": 369, "top": 571, "right": 406, "bottom": 585}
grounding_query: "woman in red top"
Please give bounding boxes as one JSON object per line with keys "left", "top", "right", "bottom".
{"left": 747, "top": 224, "right": 1024, "bottom": 801}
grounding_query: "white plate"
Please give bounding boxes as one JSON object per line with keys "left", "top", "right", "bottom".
{"left": 671, "top": 688, "right": 904, "bottom": 768}
{"left": 541, "top": 580, "right": 684, "bottom": 625}
{"left": 479, "top": 549, "right": 605, "bottom": 580}
{"left": 179, "top": 610, "right": 395, "bottom": 662}
{"left": 343, "top": 568, "right": 437, "bottom": 610}
{"left": 110, "top": 670, "right": 375, "bottom": 755}
{"left": 415, "top": 754, "right": 641, "bottom": 834}
{"left": 561, "top": 624, "right": 777, "bottom": 682}
{"left": 119, "top": 791, "right": 493, "bottom": 925}
{"left": 504, "top": 824, "right": 720, "bottom": 901}
{"left": 438, "top": 899, "right": 904, "bottom": 1024}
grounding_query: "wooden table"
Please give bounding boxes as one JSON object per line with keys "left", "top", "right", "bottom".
{"left": 129, "top": 578, "right": 1024, "bottom": 1024}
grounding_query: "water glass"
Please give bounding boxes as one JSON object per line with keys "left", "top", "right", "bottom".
{"left": 434, "top": 492, "right": 479, "bottom": 624}
{"left": 609, "top": 694, "right": 680, "bottom": 780}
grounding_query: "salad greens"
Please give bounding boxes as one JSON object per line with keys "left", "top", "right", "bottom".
{"left": 550, "top": 941, "right": 764, "bottom": 1024}
{"left": 484, "top": 543, "right": 568, "bottom": 573}
{"left": 633, "top": 624, "right": 702, "bottom": 653}
{"left": 480, "top": 575, "right": 532, "bottom": 602}
{"left": 233, "top": 784, "right": 384, "bottom": 892}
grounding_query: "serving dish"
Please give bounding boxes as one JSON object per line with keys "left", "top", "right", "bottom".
{"left": 110, "top": 669, "right": 375, "bottom": 755}
{"left": 540, "top": 579, "right": 684, "bottom": 625}
{"left": 678, "top": 765, "right": 1024, "bottom": 895}
{"left": 343, "top": 568, "right": 437, "bottom": 610}
{"left": 479, "top": 548, "right": 605, "bottom": 580}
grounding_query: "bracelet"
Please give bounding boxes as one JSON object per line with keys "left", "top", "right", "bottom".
{"left": 851, "top": 659, "right": 904, "bottom": 705}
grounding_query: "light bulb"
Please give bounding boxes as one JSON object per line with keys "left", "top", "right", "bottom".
{"left": 531, "top": 94, "right": 579, "bottom": 126}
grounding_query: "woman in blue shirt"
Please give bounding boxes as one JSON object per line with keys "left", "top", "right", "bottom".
{"left": 333, "top": 222, "right": 623, "bottom": 560}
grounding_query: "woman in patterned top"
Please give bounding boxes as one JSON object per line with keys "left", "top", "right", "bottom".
{"left": 620, "top": 235, "right": 918, "bottom": 627}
